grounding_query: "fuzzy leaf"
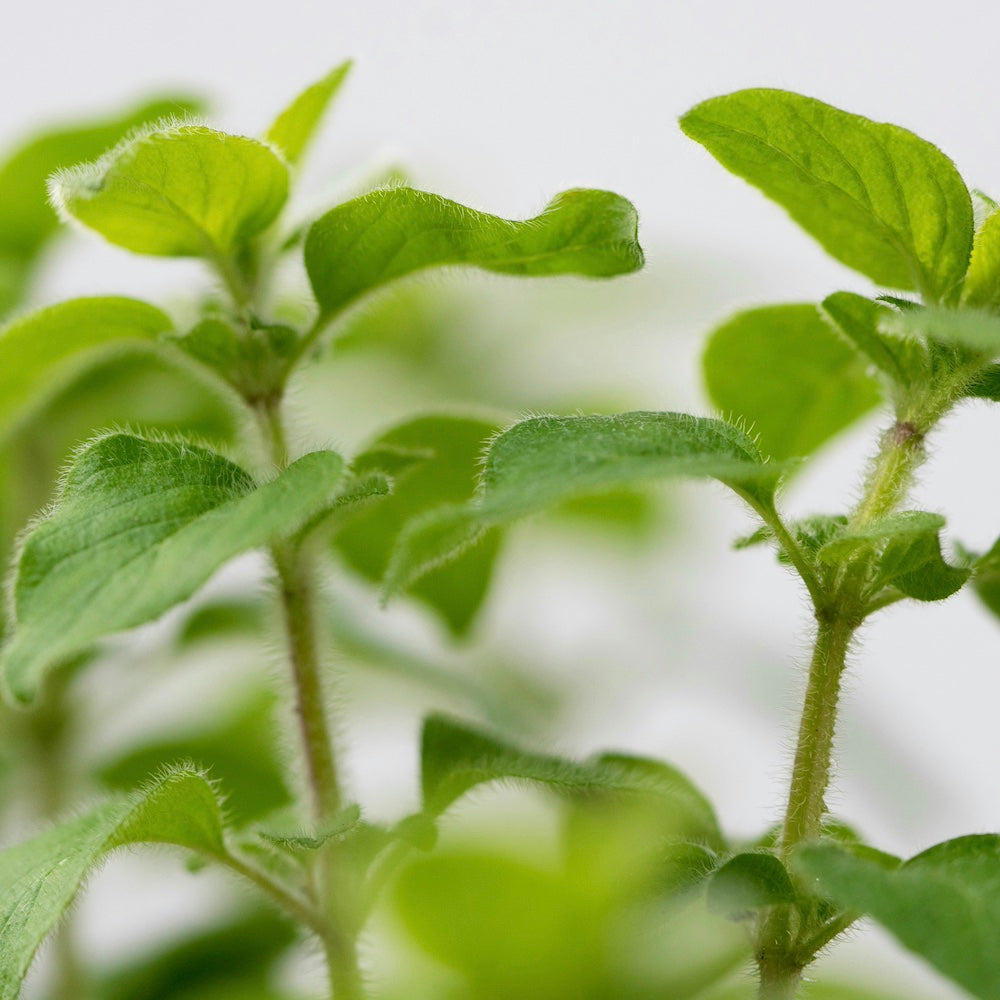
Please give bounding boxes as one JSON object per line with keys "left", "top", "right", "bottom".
{"left": 797, "top": 836, "right": 1000, "bottom": 1000}
{"left": 704, "top": 304, "right": 881, "bottom": 459}
{"left": 706, "top": 852, "right": 797, "bottom": 916}
{"left": 881, "top": 305, "right": 1000, "bottom": 356}
{"left": 2, "top": 435, "right": 342, "bottom": 703}
{"left": 420, "top": 715, "right": 723, "bottom": 849}
{"left": 0, "top": 766, "right": 226, "bottom": 1000}
{"left": 335, "top": 415, "right": 502, "bottom": 635}
{"left": 51, "top": 126, "right": 289, "bottom": 258}
{"left": 681, "top": 89, "right": 973, "bottom": 301}
{"left": 304, "top": 186, "right": 643, "bottom": 323}
{"left": 387, "top": 411, "right": 782, "bottom": 595}
{"left": 0, "top": 297, "right": 173, "bottom": 439}
{"left": 266, "top": 61, "right": 352, "bottom": 166}
{"left": 820, "top": 291, "right": 926, "bottom": 386}
{"left": 819, "top": 510, "right": 968, "bottom": 601}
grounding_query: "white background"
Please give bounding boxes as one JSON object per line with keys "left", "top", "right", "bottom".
{"left": 6, "top": 2, "right": 1000, "bottom": 996}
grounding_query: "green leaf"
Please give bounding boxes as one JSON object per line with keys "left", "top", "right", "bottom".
{"left": 51, "top": 125, "right": 289, "bottom": 259}
{"left": 880, "top": 305, "right": 1000, "bottom": 362}
{"left": 819, "top": 510, "right": 969, "bottom": 601}
{"left": 335, "top": 415, "right": 502, "bottom": 635}
{"left": 2, "top": 434, "right": 342, "bottom": 704}
{"left": 680, "top": 89, "right": 973, "bottom": 301}
{"left": 0, "top": 96, "right": 202, "bottom": 313}
{"left": 964, "top": 364, "right": 1000, "bottom": 401}
{"left": 703, "top": 304, "right": 881, "bottom": 460}
{"left": 796, "top": 836, "right": 1000, "bottom": 1000}
{"left": 0, "top": 296, "right": 173, "bottom": 440}
{"left": 965, "top": 537, "right": 1000, "bottom": 621}
{"left": 258, "top": 803, "right": 362, "bottom": 852}
{"left": 387, "top": 412, "right": 783, "bottom": 595}
{"left": 0, "top": 766, "right": 226, "bottom": 1000}
{"left": 420, "top": 715, "right": 723, "bottom": 850}
{"left": 97, "top": 908, "right": 295, "bottom": 1000}
{"left": 266, "top": 61, "right": 352, "bottom": 166}
{"left": 304, "top": 186, "right": 643, "bottom": 324}
{"left": 820, "top": 291, "right": 926, "bottom": 386}
{"left": 963, "top": 206, "right": 1000, "bottom": 309}
{"left": 706, "top": 852, "right": 797, "bottom": 916}
{"left": 98, "top": 690, "right": 290, "bottom": 826}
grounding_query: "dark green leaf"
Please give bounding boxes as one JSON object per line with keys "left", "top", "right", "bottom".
{"left": 335, "top": 415, "right": 502, "bottom": 635}
{"left": 0, "top": 296, "right": 173, "bottom": 439}
{"left": 51, "top": 125, "right": 289, "bottom": 258}
{"left": 820, "top": 291, "right": 926, "bottom": 386}
{"left": 796, "top": 836, "right": 1000, "bottom": 1000}
{"left": 305, "top": 186, "right": 643, "bottom": 324}
{"left": 175, "top": 598, "right": 267, "bottom": 647}
{"left": 706, "top": 852, "right": 797, "bottom": 916}
{"left": 966, "top": 537, "right": 1000, "bottom": 620}
{"left": 819, "top": 510, "right": 969, "bottom": 601}
{"left": 964, "top": 364, "right": 1000, "bottom": 401}
{"left": 0, "top": 766, "right": 226, "bottom": 1000}
{"left": 387, "top": 412, "right": 784, "bottom": 595}
{"left": 703, "top": 304, "right": 881, "bottom": 459}
{"left": 680, "top": 89, "right": 973, "bottom": 301}
{"left": 266, "top": 61, "right": 352, "bottom": 166}
{"left": 97, "top": 908, "right": 295, "bottom": 1000}
{"left": 2, "top": 434, "right": 342, "bottom": 704}
{"left": 98, "top": 690, "right": 289, "bottom": 826}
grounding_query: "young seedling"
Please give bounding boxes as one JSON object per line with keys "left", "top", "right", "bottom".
{"left": 0, "top": 63, "right": 643, "bottom": 1000}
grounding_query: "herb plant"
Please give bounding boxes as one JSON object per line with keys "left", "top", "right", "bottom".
{"left": 3, "top": 67, "right": 1000, "bottom": 1000}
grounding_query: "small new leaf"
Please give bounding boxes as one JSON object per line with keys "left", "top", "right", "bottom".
{"left": 0, "top": 766, "right": 226, "bottom": 1000}
{"left": 796, "top": 836, "right": 1000, "bottom": 1000}
{"left": 0, "top": 296, "right": 172, "bottom": 439}
{"left": 2, "top": 435, "right": 342, "bottom": 704}
{"left": 305, "top": 186, "right": 643, "bottom": 325}
{"left": 51, "top": 126, "right": 289, "bottom": 259}
{"left": 266, "top": 61, "right": 352, "bottom": 166}
{"left": 387, "top": 411, "right": 784, "bottom": 595}
{"left": 680, "top": 89, "right": 973, "bottom": 302}
{"left": 963, "top": 206, "right": 1000, "bottom": 310}
{"left": 703, "top": 304, "right": 881, "bottom": 460}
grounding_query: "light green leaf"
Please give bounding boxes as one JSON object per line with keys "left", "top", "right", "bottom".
{"left": 335, "top": 415, "right": 502, "bottom": 636}
{"left": 819, "top": 510, "right": 969, "bottom": 601}
{"left": 0, "top": 766, "right": 226, "bottom": 1000}
{"left": 304, "top": 186, "right": 643, "bottom": 324}
{"left": 51, "top": 125, "right": 289, "bottom": 259}
{"left": 704, "top": 304, "right": 881, "bottom": 460}
{"left": 963, "top": 206, "right": 1000, "bottom": 309}
{"left": 881, "top": 305, "right": 1000, "bottom": 356}
{"left": 0, "top": 296, "right": 172, "bottom": 440}
{"left": 0, "top": 96, "right": 202, "bottom": 314}
{"left": 258, "top": 803, "right": 362, "bottom": 853}
{"left": 2, "top": 434, "right": 342, "bottom": 704}
{"left": 820, "top": 292, "right": 926, "bottom": 386}
{"left": 966, "top": 537, "right": 1000, "bottom": 621}
{"left": 680, "top": 89, "right": 973, "bottom": 301}
{"left": 266, "top": 61, "right": 352, "bottom": 166}
{"left": 706, "top": 852, "right": 797, "bottom": 916}
{"left": 796, "top": 836, "right": 1000, "bottom": 1000}
{"left": 387, "top": 411, "right": 783, "bottom": 595}
{"left": 420, "top": 715, "right": 723, "bottom": 849}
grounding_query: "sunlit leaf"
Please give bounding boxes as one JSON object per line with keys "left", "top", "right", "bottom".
{"left": 305, "top": 186, "right": 643, "bottom": 324}
{"left": 266, "top": 61, "right": 352, "bottom": 166}
{"left": 681, "top": 89, "right": 973, "bottom": 301}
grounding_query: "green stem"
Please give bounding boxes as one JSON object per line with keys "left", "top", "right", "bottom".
{"left": 757, "top": 959, "right": 802, "bottom": 1000}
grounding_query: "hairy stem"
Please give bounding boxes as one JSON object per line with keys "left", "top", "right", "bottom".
{"left": 757, "top": 959, "right": 802, "bottom": 1000}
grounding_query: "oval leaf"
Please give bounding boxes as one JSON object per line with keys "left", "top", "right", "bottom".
{"left": 706, "top": 852, "right": 797, "bottom": 917}
{"left": 304, "top": 186, "right": 643, "bottom": 323}
{"left": 0, "top": 766, "right": 226, "bottom": 1000}
{"left": 796, "top": 836, "right": 1000, "bottom": 1000}
{"left": 50, "top": 125, "right": 289, "bottom": 258}
{"left": 386, "top": 411, "right": 783, "bottom": 595}
{"left": 266, "top": 61, "right": 352, "bottom": 166}
{"left": 2, "top": 435, "right": 343, "bottom": 704}
{"left": 0, "top": 296, "right": 172, "bottom": 439}
{"left": 704, "top": 304, "right": 881, "bottom": 460}
{"left": 680, "top": 89, "right": 973, "bottom": 302}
